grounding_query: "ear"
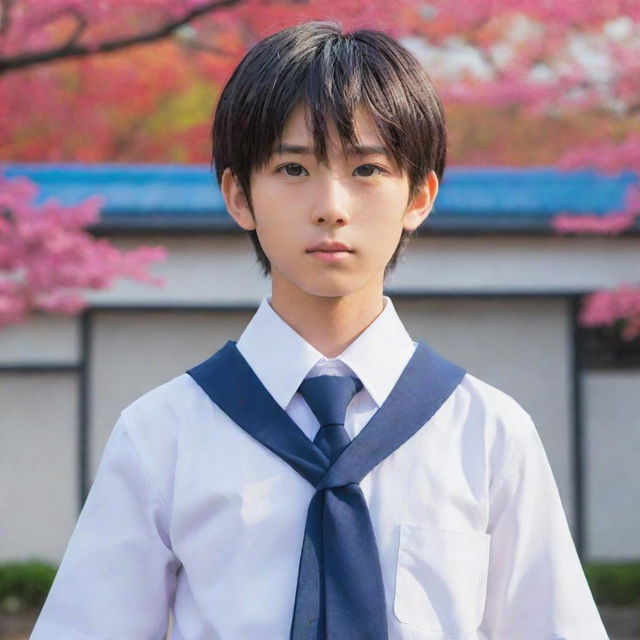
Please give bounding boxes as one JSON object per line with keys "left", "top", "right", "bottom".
{"left": 221, "top": 167, "right": 256, "bottom": 231}
{"left": 402, "top": 171, "right": 439, "bottom": 231}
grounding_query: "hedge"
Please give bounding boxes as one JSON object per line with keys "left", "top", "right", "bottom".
{"left": 0, "top": 561, "right": 56, "bottom": 612}
{"left": 1, "top": 559, "right": 639, "bottom": 613}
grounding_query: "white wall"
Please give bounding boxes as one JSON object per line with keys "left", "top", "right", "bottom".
{"left": 584, "top": 370, "right": 640, "bottom": 560}
{"left": 0, "top": 373, "right": 78, "bottom": 562}
{"left": 1, "top": 231, "right": 637, "bottom": 562}
{"left": 391, "top": 235, "right": 640, "bottom": 294}
{"left": 81, "top": 233, "right": 640, "bottom": 306}
{"left": 0, "top": 316, "right": 79, "bottom": 562}
{"left": 0, "top": 314, "right": 78, "bottom": 365}
{"left": 2, "top": 298, "right": 581, "bottom": 562}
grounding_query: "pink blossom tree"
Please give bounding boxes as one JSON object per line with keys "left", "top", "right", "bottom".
{"left": 0, "top": 172, "right": 167, "bottom": 328}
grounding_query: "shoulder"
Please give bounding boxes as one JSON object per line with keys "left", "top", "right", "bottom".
{"left": 114, "top": 374, "right": 206, "bottom": 497}
{"left": 457, "top": 372, "right": 536, "bottom": 437}
{"left": 454, "top": 371, "right": 540, "bottom": 492}
{"left": 417, "top": 343, "right": 535, "bottom": 444}
{"left": 118, "top": 372, "right": 209, "bottom": 449}
{"left": 121, "top": 373, "right": 204, "bottom": 428}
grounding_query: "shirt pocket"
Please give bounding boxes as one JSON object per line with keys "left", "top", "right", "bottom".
{"left": 393, "top": 523, "right": 491, "bottom": 633}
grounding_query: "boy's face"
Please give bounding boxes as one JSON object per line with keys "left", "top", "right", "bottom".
{"left": 222, "top": 102, "right": 438, "bottom": 304}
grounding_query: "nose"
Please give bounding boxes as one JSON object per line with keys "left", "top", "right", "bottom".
{"left": 311, "top": 175, "right": 351, "bottom": 226}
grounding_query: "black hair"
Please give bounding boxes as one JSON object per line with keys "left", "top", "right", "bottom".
{"left": 212, "top": 21, "right": 447, "bottom": 277}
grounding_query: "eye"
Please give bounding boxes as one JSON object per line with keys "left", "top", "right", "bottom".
{"left": 354, "top": 164, "right": 384, "bottom": 177}
{"left": 278, "top": 163, "right": 308, "bottom": 177}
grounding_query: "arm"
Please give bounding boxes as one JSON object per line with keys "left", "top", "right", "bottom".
{"left": 30, "top": 414, "right": 180, "bottom": 640}
{"left": 479, "top": 416, "right": 609, "bottom": 639}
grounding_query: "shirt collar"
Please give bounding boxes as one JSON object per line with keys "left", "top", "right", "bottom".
{"left": 236, "top": 295, "right": 416, "bottom": 410}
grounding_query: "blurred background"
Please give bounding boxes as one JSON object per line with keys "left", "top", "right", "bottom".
{"left": 0, "top": 0, "right": 639, "bottom": 638}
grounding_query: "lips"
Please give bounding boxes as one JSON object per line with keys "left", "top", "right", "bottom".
{"left": 306, "top": 241, "right": 353, "bottom": 253}
{"left": 306, "top": 242, "right": 354, "bottom": 264}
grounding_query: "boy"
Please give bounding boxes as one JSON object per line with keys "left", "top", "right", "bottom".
{"left": 31, "top": 21, "right": 608, "bottom": 640}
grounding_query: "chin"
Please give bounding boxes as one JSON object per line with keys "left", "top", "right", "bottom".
{"left": 301, "top": 285, "right": 354, "bottom": 298}
{"left": 298, "top": 277, "right": 375, "bottom": 299}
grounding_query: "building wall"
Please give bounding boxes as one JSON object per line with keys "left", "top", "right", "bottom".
{"left": 392, "top": 234, "right": 640, "bottom": 294}
{"left": 584, "top": 370, "right": 640, "bottom": 561}
{"left": 0, "top": 298, "right": 592, "bottom": 563}
{"left": 0, "top": 315, "right": 80, "bottom": 561}
{"left": 1, "top": 232, "right": 638, "bottom": 563}
{"left": 76, "top": 233, "right": 640, "bottom": 306}
{"left": 0, "top": 372, "right": 77, "bottom": 562}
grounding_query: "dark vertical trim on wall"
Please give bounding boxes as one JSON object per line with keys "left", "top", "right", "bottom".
{"left": 569, "top": 295, "right": 585, "bottom": 560}
{"left": 78, "top": 309, "right": 92, "bottom": 510}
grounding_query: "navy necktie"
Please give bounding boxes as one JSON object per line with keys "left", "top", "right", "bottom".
{"left": 299, "top": 375, "right": 362, "bottom": 462}
{"left": 187, "top": 340, "right": 466, "bottom": 639}
{"left": 292, "top": 374, "right": 374, "bottom": 637}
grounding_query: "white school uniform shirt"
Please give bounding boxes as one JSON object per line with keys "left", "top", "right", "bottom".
{"left": 31, "top": 295, "right": 608, "bottom": 640}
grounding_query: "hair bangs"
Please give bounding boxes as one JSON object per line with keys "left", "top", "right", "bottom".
{"left": 295, "top": 32, "right": 432, "bottom": 200}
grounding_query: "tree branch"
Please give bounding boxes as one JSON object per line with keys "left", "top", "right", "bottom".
{"left": 0, "top": 0, "right": 243, "bottom": 75}
{"left": 64, "top": 9, "right": 88, "bottom": 48}
{"left": 627, "top": 102, "right": 640, "bottom": 116}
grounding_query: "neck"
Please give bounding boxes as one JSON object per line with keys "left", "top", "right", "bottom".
{"left": 269, "top": 276, "right": 385, "bottom": 359}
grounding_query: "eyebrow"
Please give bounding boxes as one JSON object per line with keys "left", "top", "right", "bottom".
{"left": 272, "top": 143, "right": 390, "bottom": 157}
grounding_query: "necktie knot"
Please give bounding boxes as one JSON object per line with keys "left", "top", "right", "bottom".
{"left": 298, "top": 375, "right": 362, "bottom": 463}
{"left": 297, "top": 374, "right": 362, "bottom": 428}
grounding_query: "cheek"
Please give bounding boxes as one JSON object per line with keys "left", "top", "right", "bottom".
{"left": 252, "top": 212, "right": 299, "bottom": 267}
{"left": 254, "top": 223, "right": 281, "bottom": 257}
{"left": 358, "top": 201, "right": 406, "bottom": 239}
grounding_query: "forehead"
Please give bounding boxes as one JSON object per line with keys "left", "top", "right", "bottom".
{"left": 280, "top": 102, "right": 384, "bottom": 148}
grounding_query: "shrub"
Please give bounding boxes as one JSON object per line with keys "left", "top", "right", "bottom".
{"left": 0, "top": 560, "right": 56, "bottom": 612}
{"left": 0, "top": 559, "right": 639, "bottom": 613}
{"left": 584, "top": 562, "right": 640, "bottom": 606}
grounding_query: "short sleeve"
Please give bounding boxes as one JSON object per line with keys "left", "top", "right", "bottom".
{"left": 479, "top": 416, "right": 609, "bottom": 639}
{"left": 30, "top": 414, "right": 180, "bottom": 640}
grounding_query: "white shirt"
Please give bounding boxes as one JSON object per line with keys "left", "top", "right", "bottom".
{"left": 31, "top": 296, "right": 608, "bottom": 640}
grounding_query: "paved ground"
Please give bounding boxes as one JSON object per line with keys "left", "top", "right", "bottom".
{"left": 601, "top": 606, "right": 640, "bottom": 640}
{"left": 2, "top": 607, "right": 638, "bottom": 639}
{"left": 0, "top": 609, "right": 174, "bottom": 639}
